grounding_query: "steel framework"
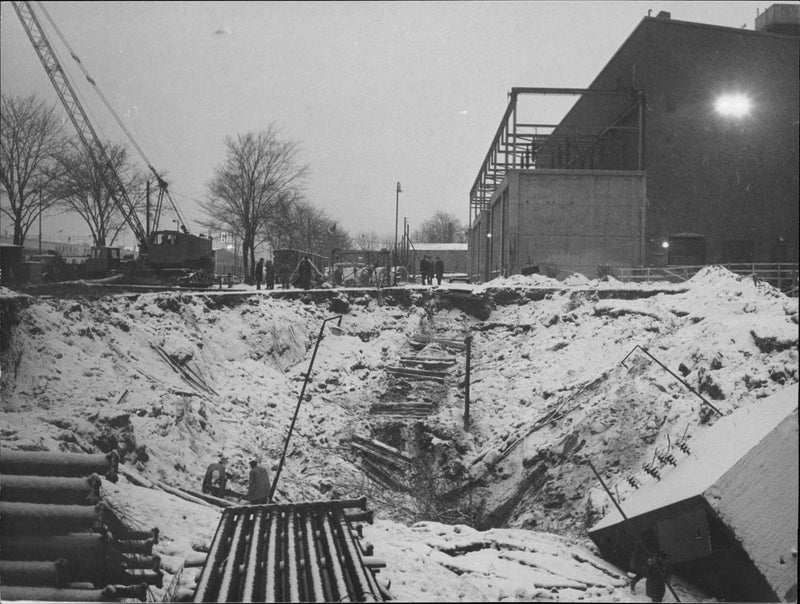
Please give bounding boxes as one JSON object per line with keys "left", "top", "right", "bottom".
{"left": 469, "top": 87, "right": 645, "bottom": 225}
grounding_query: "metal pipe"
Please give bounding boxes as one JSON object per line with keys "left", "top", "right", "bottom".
{"left": 305, "top": 512, "right": 325, "bottom": 602}
{"left": 0, "top": 474, "right": 102, "bottom": 504}
{"left": 0, "top": 449, "right": 118, "bottom": 481}
{"left": 1, "top": 533, "right": 106, "bottom": 563}
{"left": 336, "top": 513, "right": 377, "bottom": 602}
{"left": 217, "top": 511, "right": 246, "bottom": 601}
{"left": 464, "top": 333, "right": 472, "bottom": 429}
{"left": 193, "top": 512, "right": 235, "bottom": 602}
{"left": 0, "top": 501, "right": 105, "bottom": 535}
{"left": 0, "top": 559, "right": 68, "bottom": 587}
{"left": 394, "top": 181, "right": 401, "bottom": 286}
{"left": 270, "top": 315, "right": 343, "bottom": 500}
{"left": 264, "top": 511, "right": 279, "bottom": 601}
{"left": 241, "top": 509, "right": 263, "bottom": 602}
{"left": 293, "top": 510, "right": 309, "bottom": 601}
{"left": 321, "top": 512, "right": 349, "bottom": 602}
{"left": 622, "top": 345, "right": 722, "bottom": 416}
{"left": 0, "top": 585, "right": 119, "bottom": 602}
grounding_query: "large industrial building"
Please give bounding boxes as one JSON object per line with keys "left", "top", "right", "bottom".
{"left": 468, "top": 5, "right": 799, "bottom": 280}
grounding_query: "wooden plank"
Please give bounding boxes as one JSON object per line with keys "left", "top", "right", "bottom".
{"left": 386, "top": 371, "right": 445, "bottom": 384}
{"left": 350, "top": 442, "right": 411, "bottom": 469}
{"left": 400, "top": 355, "right": 456, "bottom": 363}
{"left": 386, "top": 366, "right": 447, "bottom": 378}
{"left": 410, "top": 335, "right": 467, "bottom": 350}
{"left": 351, "top": 436, "right": 413, "bottom": 462}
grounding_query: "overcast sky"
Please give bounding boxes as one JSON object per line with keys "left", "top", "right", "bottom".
{"left": 0, "top": 1, "right": 779, "bottom": 244}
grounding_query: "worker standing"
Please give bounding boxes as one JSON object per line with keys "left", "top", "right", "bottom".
{"left": 434, "top": 256, "right": 444, "bottom": 285}
{"left": 247, "top": 460, "right": 271, "bottom": 504}
{"left": 420, "top": 256, "right": 429, "bottom": 285}
{"left": 294, "top": 256, "right": 313, "bottom": 290}
{"left": 265, "top": 260, "right": 275, "bottom": 289}
{"left": 255, "top": 258, "right": 264, "bottom": 290}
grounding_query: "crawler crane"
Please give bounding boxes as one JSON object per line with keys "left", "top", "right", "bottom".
{"left": 11, "top": 1, "right": 215, "bottom": 286}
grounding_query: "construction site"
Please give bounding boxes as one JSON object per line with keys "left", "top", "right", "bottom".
{"left": 1, "top": 1, "right": 798, "bottom": 602}
{"left": 0, "top": 265, "right": 797, "bottom": 602}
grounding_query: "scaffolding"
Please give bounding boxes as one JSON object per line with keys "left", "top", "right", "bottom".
{"left": 469, "top": 87, "right": 645, "bottom": 226}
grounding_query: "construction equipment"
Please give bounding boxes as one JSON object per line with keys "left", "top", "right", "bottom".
{"left": 11, "top": 2, "right": 214, "bottom": 286}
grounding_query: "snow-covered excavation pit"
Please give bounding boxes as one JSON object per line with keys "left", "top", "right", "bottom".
{"left": 1, "top": 266, "right": 797, "bottom": 601}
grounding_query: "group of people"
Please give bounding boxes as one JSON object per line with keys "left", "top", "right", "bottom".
{"left": 419, "top": 255, "right": 444, "bottom": 285}
{"left": 254, "top": 258, "right": 276, "bottom": 290}
{"left": 254, "top": 256, "right": 316, "bottom": 290}
{"left": 201, "top": 458, "right": 272, "bottom": 505}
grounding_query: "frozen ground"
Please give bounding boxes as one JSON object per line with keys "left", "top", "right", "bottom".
{"left": 0, "top": 266, "right": 797, "bottom": 601}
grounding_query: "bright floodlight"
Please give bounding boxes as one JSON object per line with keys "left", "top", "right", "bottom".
{"left": 714, "top": 94, "right": 752, "bottom": 117}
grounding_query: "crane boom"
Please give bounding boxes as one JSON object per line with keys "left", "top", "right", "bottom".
{"left": 12, "top": 1, "right": 150, "bottom": 251}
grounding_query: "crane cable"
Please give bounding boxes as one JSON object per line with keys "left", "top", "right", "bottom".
{"left": 35, "top": 1, "right": 190, "bottom": 232}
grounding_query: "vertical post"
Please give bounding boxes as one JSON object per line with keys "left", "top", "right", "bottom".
{"left": 393, "top": 181, "right": 401, "bottom": 286}
{"left": 464, "top": 333, "right": 472, "bottom": 429}
{"left": 403, "top": 217, "right": 407, "bottom": 266}
{"left": 38, "top": 188, "right": 42, "bottom": 253}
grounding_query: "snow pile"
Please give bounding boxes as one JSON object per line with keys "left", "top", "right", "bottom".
{"left": 1, "top": 266, "right": 796, "bottom": 601}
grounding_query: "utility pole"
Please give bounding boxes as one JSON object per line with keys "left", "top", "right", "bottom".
{"left": 38, "top": 188, "right": 42, "bottom": 253}
{"left": 393, "top": 181, "right": 401, "bottom": 286}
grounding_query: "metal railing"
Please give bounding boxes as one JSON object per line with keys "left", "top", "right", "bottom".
{"left": 615, "top": 263, "right": 799, "bottom": 292}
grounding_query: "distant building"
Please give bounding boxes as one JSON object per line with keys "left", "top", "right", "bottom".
{"left": 0, "top": 234, "right": 92, "bottom": 264}
{"left": 469, "top": 4, "right": 799, "bottom": 280}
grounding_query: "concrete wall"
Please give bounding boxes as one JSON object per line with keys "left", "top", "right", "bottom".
{"left": 706, "top": 409, "right": 798, "bottom": 602}
{"left": 469, "top": 170, "right": 646, "bottom": 280}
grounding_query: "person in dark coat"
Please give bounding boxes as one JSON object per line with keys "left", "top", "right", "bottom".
{"left": 434, "top": 256, "right": 444, "bottom": 285}
{"left": 254, "top": 258, "right": 264, "bottom": 290}
{"left": 630, "top": 528, "right": 671, "bottom": 602}
{"left": 280, "top": 262, "right": 291, "bottom": 289}
{"left": 294, "top": 255, "right": 313, "bottom": 290}
{"left": 420, "top": 256, "right": 429, "bottom": 285}
{"left": 264, "top": 260, "right": 275, "bottom": 289}
{"left": 247, "top": 460, "right": 271, "bottom": 504}
{"left": 643, "top": 550, "right": 670, "bottom": 603}
{"left": 201, "top": 460, "right": 227, "bottom": 498}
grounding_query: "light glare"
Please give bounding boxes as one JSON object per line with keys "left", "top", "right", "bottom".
{"left": 715, "top": 94, "right": 751, "bottom": 117}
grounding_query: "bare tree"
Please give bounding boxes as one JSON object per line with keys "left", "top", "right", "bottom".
{"left": 413, "top": 211, "right": 467, "bottom": 244}
{"left": 0, "top": 94, "right": 67, "bottom": 246}
{"left": 52, "top": 139, "right": 146, "bottom": 247}
{"left": 351, "top": 230, "right": 392, "bottom": 251}
{"left": 201, "top": 126, "right": 308, "bottom": 282}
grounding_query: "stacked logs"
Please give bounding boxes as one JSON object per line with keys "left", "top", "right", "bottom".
{"left": 0, "top": 448, "right": 161, "bottom": 601}
{"left": 349, "top": 436, "right": 413, "bottom": 491}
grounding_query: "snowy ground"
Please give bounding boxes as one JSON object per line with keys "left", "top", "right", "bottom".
{"left": 1, "top": 266, "right": 796, "bottom": 601}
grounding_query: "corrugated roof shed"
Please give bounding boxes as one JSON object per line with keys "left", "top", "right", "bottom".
{"left": 193, "top": 497, "right": 392, "bottom": 602}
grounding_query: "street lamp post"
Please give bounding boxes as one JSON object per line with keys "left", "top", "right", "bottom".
{"left": 393, "top": 181, "right": 402, "bottom": 286}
